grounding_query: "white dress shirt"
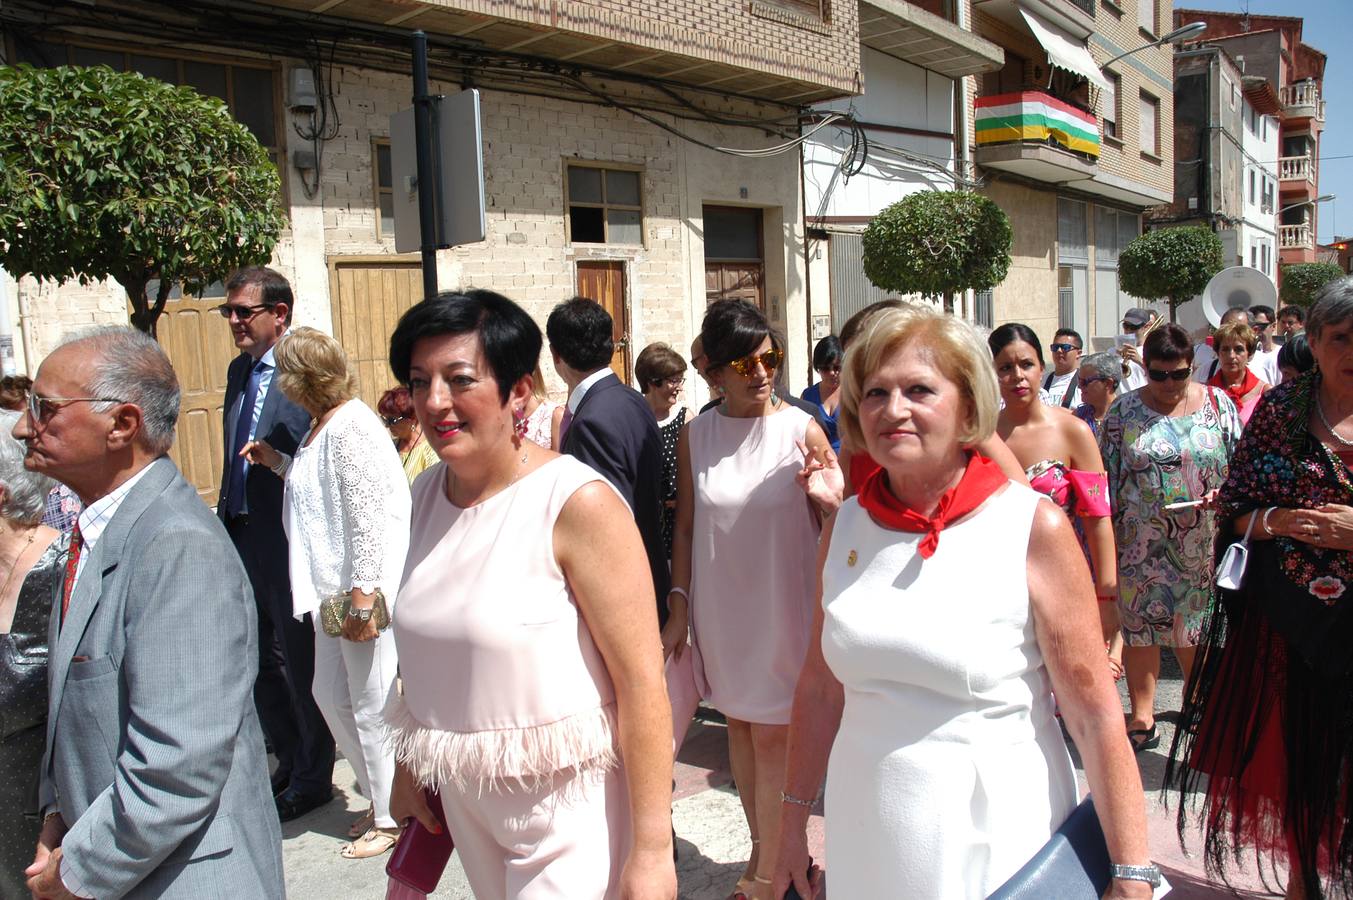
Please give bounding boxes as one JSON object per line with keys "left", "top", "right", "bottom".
{"left": 566, "top": 367, "right": 614, "bottom": 414}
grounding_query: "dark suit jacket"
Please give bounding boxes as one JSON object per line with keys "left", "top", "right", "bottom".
{"left": 561, "top": 372, "right": 671, "bottom": 626}
{"left": 218, "top": 351, "right": 311, "bottom": 597}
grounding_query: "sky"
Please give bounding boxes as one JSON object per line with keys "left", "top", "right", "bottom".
{"left": 1175, "top": 0, "right": 1351, "bottom": 243}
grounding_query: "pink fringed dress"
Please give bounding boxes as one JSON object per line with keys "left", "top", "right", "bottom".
{"left": 385, "top": 456, "right": 631, "bottom": 899}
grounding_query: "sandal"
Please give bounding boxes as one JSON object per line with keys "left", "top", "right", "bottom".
{"left": 347, "top": 807, "right": 375, "bottom": 838}
{"left": 1127, "top": 723, "right": 1159, "bottom": 754}
{"left": 340, "top": 826, "right": 401, "bottom": 860}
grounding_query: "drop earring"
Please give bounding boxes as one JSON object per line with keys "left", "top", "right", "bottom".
{"left": 513, "top": 407, "right": 528, "bottom": 439}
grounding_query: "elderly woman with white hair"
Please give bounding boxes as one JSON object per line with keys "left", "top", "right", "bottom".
{"left": 242, "top": 327, "right": 411, "bottom": 859}
{"left": 771, "top": 305, "right": 1154, "bottom": 900}
{"left": 0, "top": 408, "right": 62, "bottom": 897}
{"left": 1073, "top": 351, "right": 1124, "bottom": 439}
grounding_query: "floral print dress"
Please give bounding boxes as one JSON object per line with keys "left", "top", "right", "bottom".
{"left": 1099, "top": 388, "right": 1241, "bottom": 647}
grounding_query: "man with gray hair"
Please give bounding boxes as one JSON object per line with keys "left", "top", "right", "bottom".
{"left": 18, "top": 327, "right": 283, "bottom": 899}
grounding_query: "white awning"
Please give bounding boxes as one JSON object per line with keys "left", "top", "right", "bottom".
{"left": 1019, "top": 7, "right": 1110, "bottom": 92}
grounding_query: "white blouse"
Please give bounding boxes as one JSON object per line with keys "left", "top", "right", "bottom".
{"left": 282, "top": 398, "right": 412, "bottom": 619}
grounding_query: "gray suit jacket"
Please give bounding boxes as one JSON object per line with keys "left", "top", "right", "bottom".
{"left": 40, "top": 457, "right": 285, "bottom": 899}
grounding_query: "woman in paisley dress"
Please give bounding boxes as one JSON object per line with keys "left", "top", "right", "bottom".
{"left": 1169, "top": 279, "right": 1353, "bottom": 900}
{"left": 989, "top": 324, "right": 1121, "bottom": 677}
{"left": 1100, "top": 323, "right": 1242, "bottom": 753}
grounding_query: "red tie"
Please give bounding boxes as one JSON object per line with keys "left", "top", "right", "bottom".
{"left": 559, "top": 407, "right": 574, "bottom": 445}
{"left": 60, "top": 522, "right": 83, "bottom": 629}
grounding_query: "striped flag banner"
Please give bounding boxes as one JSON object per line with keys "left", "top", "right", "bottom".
{"left": 975, "top": 91, "right": 1100, "bottom": 159}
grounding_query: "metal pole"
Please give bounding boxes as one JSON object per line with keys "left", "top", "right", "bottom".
{"left": 412, "top": 30, "right": 438, "bottom": 300}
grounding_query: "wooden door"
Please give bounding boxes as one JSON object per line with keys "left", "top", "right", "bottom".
{"left": 704, "top": 263, "right": 764, "bottom": 306}
{"left": 156, "top": 290, "right": 237, "bottom": 504}
{"left": 575, "top": 260, "right": 630, "bottom": 381}
{"left": 329, "top": 259, "right": 424, "bottom": 411}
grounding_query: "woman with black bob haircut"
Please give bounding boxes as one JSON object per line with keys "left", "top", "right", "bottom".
{"left": 383, "top": 290, "right": 677, "bottom": 899}
{"left": 1278, "top": 332, "right": 1316, "bottom": 383}
{"left": 668, "top": 298, "right": 841, "bottom": 898}
{"left": 802, "top": 335, "right": 844, "bottom": 452}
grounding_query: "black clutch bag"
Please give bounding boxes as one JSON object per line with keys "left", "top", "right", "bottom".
{"left": 986, "top": 797, "right": 1111, "bottom": 899}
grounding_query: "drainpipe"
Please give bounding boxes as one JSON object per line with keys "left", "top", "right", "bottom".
{"left": 955, "top": 0, "right": 974, "bottom": 319}
{"left": 800, "top": 134, "right": 815, "bottom": 388}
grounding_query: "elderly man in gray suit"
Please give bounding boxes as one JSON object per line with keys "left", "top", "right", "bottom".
{"left": 18, "top": 327, "right": 284, "bottom": 899}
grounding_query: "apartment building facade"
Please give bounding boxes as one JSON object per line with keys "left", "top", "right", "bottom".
{"left": 970, "top": 0, "right": 1175, "bottom": 344}
{"left": 801, "top": 0, "right": 1003, "bottom": 329}
{"left": 1, "top": 0, "right": 859, "bottom": 498}
{"left": 1175, "top": 9, "right": 1327, "bottom": 270}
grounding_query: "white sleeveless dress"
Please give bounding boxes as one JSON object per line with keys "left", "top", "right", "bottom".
{"left": 820, "top": 484, "right": 1077, "bottom": 898}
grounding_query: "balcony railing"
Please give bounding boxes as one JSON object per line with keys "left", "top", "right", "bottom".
{"left": 1281, "top": 82, "right": 1325, "bottom": 121}
{"left": 1065, "top": 0, "right": 1095, "bottom": 14}
{"left": 974, "top": 91, "right": 1100, "bottom": 160}
{"left": 1280, "top": 223, "right": 1314, "bottom": 250}
{"left": 1279, "top": 155, "right": 1315, "bottom": 183}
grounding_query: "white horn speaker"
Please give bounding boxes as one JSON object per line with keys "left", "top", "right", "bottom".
{"left": 1201, "top": 266, "right": 1278, "bottom": 328}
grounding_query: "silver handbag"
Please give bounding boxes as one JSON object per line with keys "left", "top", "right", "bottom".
{"left": 1215, "top": 511, "right": 1258, "bottom": 592}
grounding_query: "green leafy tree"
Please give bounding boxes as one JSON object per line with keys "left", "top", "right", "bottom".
{"left": 1280, "top": 262, "right": 1345, "bottom": 308}
{"left": 1117, "top": 226, "right": 1224, "bottom": 323}
{"left": 0, "top": 65, "right": 286, "bottom": 336}
{"left": 862, "top": 191, "right": 1012, "bottom": 311}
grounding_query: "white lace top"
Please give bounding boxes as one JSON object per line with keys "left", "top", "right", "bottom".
{"left": 523, "top": 399, "right": 558, "bottom": 449}
{"left": 282, "top": 398, "right": 413, "bottom": 619}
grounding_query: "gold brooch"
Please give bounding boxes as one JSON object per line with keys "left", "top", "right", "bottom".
{"left": 847, "top": 550, "right": 858, "bottom": 567}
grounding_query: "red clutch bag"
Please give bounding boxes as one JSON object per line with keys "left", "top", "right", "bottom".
{"left": 385, "top": 788, "right": 455, "bottom": 894}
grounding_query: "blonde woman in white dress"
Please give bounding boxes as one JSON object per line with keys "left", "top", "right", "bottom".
{"left": 771, "top": 306, "right": 1154, "bottom": 900}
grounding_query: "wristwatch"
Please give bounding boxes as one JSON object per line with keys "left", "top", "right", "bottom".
{"left": 346, "top": 605, "right": 374, "bottom": 622}
{"left": 1110, "top": 863, "right": 1162, "bottom": 888}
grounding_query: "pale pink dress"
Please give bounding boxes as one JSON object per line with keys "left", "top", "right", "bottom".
{"left": 384, "top": 456, "right": 630, "bottom": 899}
{"left": 687, "top": 405, "right": 820, "bottom": 725}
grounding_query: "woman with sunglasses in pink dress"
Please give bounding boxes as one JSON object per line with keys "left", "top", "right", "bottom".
{"left": 666, "top": 299, "right": 841, "bottom": 900}
{"left": 1099, "top": 323, "right": 1242, "bottom": 753}
{"left": 989, "top": 324, "right": 1122, "bottom": 680}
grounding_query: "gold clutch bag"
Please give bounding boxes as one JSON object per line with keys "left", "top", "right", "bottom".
{"left": 318, "top": 589, "right": 390, "bottom": 637}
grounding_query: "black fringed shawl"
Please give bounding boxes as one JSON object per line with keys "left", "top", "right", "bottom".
{"left": 1167, "top": 370, "right": 1353, "bottom": 900}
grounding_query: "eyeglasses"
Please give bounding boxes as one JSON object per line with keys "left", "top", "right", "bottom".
{"left": 212, "top": 303, "right": 275, "bottom": 321}
{"left": 1121, "top": 322, "right": 1143, "bottom": 333}
{"left": 1050, "top": 343, "right": 1081, "bottom": 353}
{"left": 1077, "top": 375, "right": 1109, "bottom": 388}
{"left": 382, "top": 415, "right": 410, "bottom": 427}
{"left": 27, "top": 393, "right": 125, "bottom": 423}
{"left": 726, "top": 348, "right": 784, "bottom": 377}
{"left": 1146, "top": 367, "right": 1192, "bottom": 383}
{"left": 649, "top": 376, "right": 685, "bottom": 389}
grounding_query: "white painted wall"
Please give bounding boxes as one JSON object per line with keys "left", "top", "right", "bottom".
{"left": 1239, "top": 104, "right": 1279, "bottom": 284}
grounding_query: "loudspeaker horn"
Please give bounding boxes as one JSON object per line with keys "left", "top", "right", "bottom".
{"left": 1201, "top": 266, "right": 1278, "bottom": 328}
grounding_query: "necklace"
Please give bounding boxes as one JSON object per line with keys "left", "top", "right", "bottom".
{"left": 1316, "top": 393, "right": 1353, "bottom": 448}
{"left": 0, "top": 527, "right": 37, "bottom": 600}
{"left": 445, "top": 447, "right": 531, "bottom": 507}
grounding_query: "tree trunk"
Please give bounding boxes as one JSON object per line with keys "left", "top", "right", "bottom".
{"left": 124, "top": 276, "right": 168, "bottom": 339}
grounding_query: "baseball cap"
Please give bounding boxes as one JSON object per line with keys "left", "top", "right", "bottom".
{"left": 1121, "top": 308, "right": 1154, "bottom": 327}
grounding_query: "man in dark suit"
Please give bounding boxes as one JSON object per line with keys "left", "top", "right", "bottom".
{"left": 217, "top": 267, "right": 334, "bottom": 822}
{"left": 547, "top": 297, "right": 670, "bottom": 626}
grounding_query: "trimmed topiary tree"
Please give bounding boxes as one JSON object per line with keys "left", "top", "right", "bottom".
{"left": 1280, "top": 262, "right": 1345, "bottom": 308}
{"left": 861, "top": 190, "right": 1012, "bottom": 312}
{"left": 1117, "top": 225, "right": 1224, "bottom": 323}
{"left": 0, "top": 64, "right": 286, "bottom": 337}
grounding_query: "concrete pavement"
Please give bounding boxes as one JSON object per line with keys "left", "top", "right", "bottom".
{"left": 280, "top": 653, "right": 1285, "bottom": 898}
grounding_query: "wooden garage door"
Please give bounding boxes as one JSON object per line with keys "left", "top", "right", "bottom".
{"left": 156, "top": 288, "right": 236, "bottom": 504}
{"left": 329, "top": 259, "right": 423, "bottom": 411}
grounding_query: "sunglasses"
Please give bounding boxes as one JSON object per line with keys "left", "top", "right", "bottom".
{"left": 1252, "top": 321, "right": 1273, "bottom": 331}
{"left": 1050, "top": 343, "right": 1081, "bottom": 353}
{"left": 1078, "top": 375, "right": 1108, "bottom": 388}
{"left": 1147, "top": 367, "right": 1191, "bottom": 382}
{"left": 26, "top": 392, "right": 124, "bottom": 423}
{"left": 382, "top": 415, "right": 410, "bottom": 427}
{"left": 213, "top": 303, "right": 275, "bottom": 321}
{"left": 1121, "top": 322, "right": 1143, "bottom": 333}
{"left": 726, "top": 348, "right": 784, "bottom": 378}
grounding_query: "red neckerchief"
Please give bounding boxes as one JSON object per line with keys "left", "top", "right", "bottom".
{"left": 1208, "top": 367, "right": 1259, "bottom": 407}
{"left": 856, "top": 453, "right": 1008, "bottom": 559}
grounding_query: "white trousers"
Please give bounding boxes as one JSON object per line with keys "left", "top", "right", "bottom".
{"left": 312, "top": 625, "right": 399, "bottom": 827}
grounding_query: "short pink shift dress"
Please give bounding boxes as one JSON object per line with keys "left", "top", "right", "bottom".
{"left": 687, "top": 405, "right": 820, "bottom": 725}
{"left": 385, "top": 456, "right": 631, "bottom": 899}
